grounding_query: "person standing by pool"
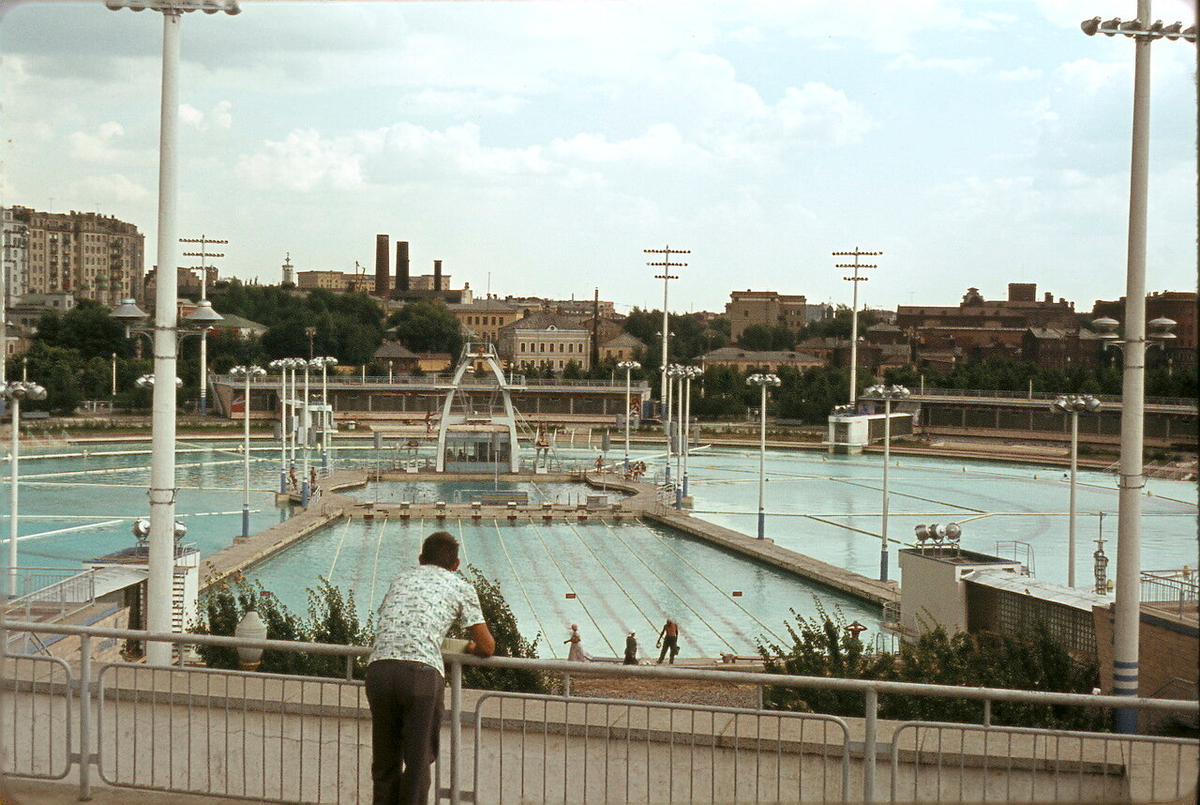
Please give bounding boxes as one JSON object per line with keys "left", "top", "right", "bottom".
{"left": 565, "top": 624, "right": 587, "bottom": 661}
{"left": 365, "top": 531, "right": 495, "bottom": 805}
{"left": 656, "top": 618, "right": 679, "bottom": 664}
{"left": 624, "top": 632, "right": 639, "bottom": 665}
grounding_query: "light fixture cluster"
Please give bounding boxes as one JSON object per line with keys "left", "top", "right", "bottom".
{"left": 0, "top": 381, "right": 47, "bottom": 402}
{"left": 106, "top": 0, "right": 240, "bottom": 14}
{"left": 914, "top": 522, "right": 962, "bottom": 551}
{"left": 1092, "top": 315, "right": 1176, "bottom": 352}
{"left": 746, "top": 373, "right": 781, "bottom": 388}
{"left": 1051, "top": 394, "right": 1103, "bottom": 414}
{"left": 1081, "top": 17, "right": 1196, "bottom": 40}
{"left": 861, "top": 384, "right": 910, "bottom": 401}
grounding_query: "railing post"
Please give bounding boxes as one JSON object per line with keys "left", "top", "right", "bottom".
{"left": 78, "top": 633, "right": 93, "bottom": 801}
{"left": 563, "top": 672, "right": 571, "bottom": 697}
{"left": 983, "top": 699, "right": 992, "bottom": 726}
{"left": 863, "top": 688, "right": 878, "bottom": 804}
{"left": 450, "top": 659, "right": 462, "bottom": 805}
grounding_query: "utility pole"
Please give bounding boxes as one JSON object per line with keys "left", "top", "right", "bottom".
{"left": 644, "top": 246, "right": 688, "bottom": 469}
{"left": 833, "top": 247, "right": 881, "bottom": 406}
{"left": 181, "top": 235, "right": 227, "bottom": 416}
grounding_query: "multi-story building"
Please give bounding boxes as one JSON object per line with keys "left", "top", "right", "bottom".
{"left": 10, "top": 206, "right": 143, "bottom": 305}
{"left": 698, "top": 347, "right": 823, "bottom": 373}
{"left": 497, "top": 312, "right": 592, "bottom": 372}
{"left": 2, "top": 207, "right": 30, "bottom": 299}
{"left": 1093, "top": 290, "right": 1197, "bottom": 369}
{"left": 449, "top": 298, "right": 522, "bottom": 344}
{"left": 726, "top": 290, "right": 814, "bottom": 342}
{"left": 600, "top": 332, "right": 645, "bottom": 362}
{"left": 296, "top": 270, "right": 347, "bottom": 291}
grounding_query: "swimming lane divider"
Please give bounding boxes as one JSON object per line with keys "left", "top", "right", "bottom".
{"left": 490, "top": 518, "right": 557, "bottom": 659}
{"left": 525, "top": 519, "right": 619, "bottom": 657}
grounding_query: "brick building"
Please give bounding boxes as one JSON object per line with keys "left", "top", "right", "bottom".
{"left": 726, "top": 290, "right": 811, "bottom": 342}
{"left": 1093, "top": 290, "right": 1196, "bottom": 369}
{"left": 450, "top": 298, "right": 522, "bottom": 344}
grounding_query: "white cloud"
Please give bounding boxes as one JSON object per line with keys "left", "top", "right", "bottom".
{"left": 728, "top": 25, "right": 764, "bottom": 45}
{"left": 888, "top": 53, "right": 989, "bottom": 75}
{"left": 1057, "top": 58, "right": 1130, "bottom": 94}
{"left": 771, "top": 83, "right": 874, "bottom": 147}
{"left": 997, "top": 67, "right": 1043, "bottom": 82}
{"left": 179, "top": 101, "right": 233, "bottom": 131}
{"left": 71, "top": 173, "right": 150, "bottom": 202}
{"left": 399, "top": 89, "right": 527, "bottom": 118}
{"left": 66, "top": 122, "right": 126, "bottom": 162}
{"left": 236, "top": 129, "right": 364, "bottom": 192}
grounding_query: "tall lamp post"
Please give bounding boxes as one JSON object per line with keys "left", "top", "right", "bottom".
{"left": 268, "top": 358, "right": 295, "bottom": 493}
{"left": 181, "top": 235, "right": 227, "bottom": 416}
{"left": 833, "top": 248, "right": 881, "bottom": 404}
{"left": 3, "top": 381, "right": 46, "bottom": 598}
{"left": 645, "top": 246, "right": 688, "bottom": 462}
{"left": 861, "top": 384, "right": 910, "bottom": 582}
{"left": 230, "top": 365, "right": 265, "bottom": 540}
{"left": 1051, "top": 394, "right": 1103, "bottom": 587}
{"left": 310, "top": 356, "right": 338, "bottom": 472}
{"left": 682, "top": 365, "right": 701, "bottom": 501}
{"left": 105, "top": 0, "right": 240, "bottom": 667}
{"left": 746, "top": 373, "right": 780, "bottom": 540}
{"left": 300, "top": 357, "right": 313, "bottom": 506}
{"left": 668, "top": 364, "right": 686, "bottom": 508}
{"left": 617, "top": 360, "right": 640, "bottom": 471}
{"left": 1081, "top": 0, "right": 1194, "bottom": 734}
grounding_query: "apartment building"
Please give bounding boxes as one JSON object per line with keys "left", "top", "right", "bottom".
{"left": 497, "top": 312, "right": 592, "bottom": 371}
{"left": 450, "top": 298, "right": 522, "bottom": 344}
{"left": 2, "top": 208, "right": 30, "bottom": 298}
{"left": 726, "top": 290, "right": 814, "bottom": 341}
{"left": 8, "top": 206, "right": 143, "bottom": 305}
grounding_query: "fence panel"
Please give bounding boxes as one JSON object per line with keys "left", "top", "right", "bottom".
{"left": 1, "top": 654, "right": 73, "bottom": 780}
{"left": 472, "top": 692, "right": 851, "bottom": 803}
{"left": 889, "top": 721, "right": 1200, "bottom": 803}
{"left": 96, "top": 663, "right": 370, "bottom": 803}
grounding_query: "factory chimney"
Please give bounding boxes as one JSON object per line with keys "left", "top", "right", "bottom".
{"left": 374, "top": 234, "right": 390, "bottom": 297}
{"left": 433, "top": 259, "right": 443, "bottom": 292}
{"left": 395, "top": 241, "right": 410, "bottom": 294}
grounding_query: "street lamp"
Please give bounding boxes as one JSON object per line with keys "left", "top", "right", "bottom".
{"left": 746, "top": 373, "right": 780, "bottom": 540}
{"left": 666, "top": 364, "right": 686, "bottom": 508}
{"left": 681, "top": 365, "right": 702, "bottom": 502}
{"left": 645, "top": 246, "right": 688, "bottom": 470}
{"left": 299, "top": 357, "right": 314, "bottom": 507}
{"left": 2, "top": 381, "right": 46, "bottom": 598}
{"left": 1080, "top": 1, "right": 1195, "bottom": 733}
{"left": 181, "top": 235, "right": 227, "bottom": 416}
{"left": 310, "top": 357, "right": 338, "bottom": 472}
{"left": 268, "top": 358, "right": 299, "bottom": 494}
{"left": 105, "top": 0, "right": 240, "bottom": 666}
{"left": 617, "top": 360, "right": 640, "bottom": 471}
{"left": 230, "top": 365, "right": 265, "bottom": 540}
{"left": 1050, "top": 394, "right": 1104, "bottom": 587}
{"left": 862, "top": 384, "right": 910, "bottom": 582}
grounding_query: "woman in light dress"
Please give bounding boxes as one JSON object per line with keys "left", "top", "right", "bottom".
{"left": 565, "top": 623, "right": 587, "bottom": 662}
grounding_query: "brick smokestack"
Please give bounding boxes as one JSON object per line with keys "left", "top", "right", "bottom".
{"left": 395, "top": 241, "right": 410, "bottom": 294}
{"left": 374, "top": 234, "right": 390, "bottom": 297}
{"left": 433, "top": 259, "right": 443, "bottom": 292}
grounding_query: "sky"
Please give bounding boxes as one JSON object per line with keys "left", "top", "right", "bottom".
{"left": 1, "top": 0, "right": 1196, "bottom": 315}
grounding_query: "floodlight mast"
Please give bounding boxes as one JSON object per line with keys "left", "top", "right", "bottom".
{"left": 833, "top": 248, "right": 881, "bottom": 405}
{"left": 644, "top": 246, "right": 688, "bottom": 481}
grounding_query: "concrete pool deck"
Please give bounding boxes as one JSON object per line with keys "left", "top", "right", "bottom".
{"left": 201, "top": 468, "right": 899, "bottom": 612}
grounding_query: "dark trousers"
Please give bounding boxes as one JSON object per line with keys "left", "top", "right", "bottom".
{"left": 658, "top": 635, "right": 678, "bottom": 664}
{"left": 365, "top": 660, "right": 444, "bottom": 805}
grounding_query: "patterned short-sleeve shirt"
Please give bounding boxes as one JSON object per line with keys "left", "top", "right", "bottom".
{"left": 370, "top": 565, "right": 485, "bottom": 671}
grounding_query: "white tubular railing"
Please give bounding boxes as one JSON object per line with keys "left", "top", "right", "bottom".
{"left": 1, "top": 620, "right": 1197, "bottom": 804}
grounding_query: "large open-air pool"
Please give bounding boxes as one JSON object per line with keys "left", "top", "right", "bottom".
{"left": 5, "top": 437, "right": 1195, "bottom": 658}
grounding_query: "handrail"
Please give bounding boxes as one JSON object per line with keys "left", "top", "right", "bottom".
{"left": 212, "top": 374, "right": 649, "bottom": 390}
{"left": 2, "top": 619, "right": 1195, "bottom": 714}
{"left": 906, "top": 387, "right": 1195, "bottom": 408}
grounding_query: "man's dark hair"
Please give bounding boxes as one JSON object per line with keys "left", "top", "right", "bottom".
{"left": 420, "top": 531, "right": 459, "bottom": 570}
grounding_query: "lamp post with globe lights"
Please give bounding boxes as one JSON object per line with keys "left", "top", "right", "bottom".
{"left": 3, "top": 381, "right": 46, "bottom": 598}
{"left": 681, "top": 365, "right": 701, "bottom": 501}
{"left": 1080, "top": 0, "right": 1193, "bottom": 733}
{"left": 746, "top": 373, "right": 780, "bottom": 540}
{"left": 617, "top": 360, "right": 640, "bottom": 471}
{"left": 230, "top": 365, "right": 266, "bottom": 540}
{"left": 861, "top": 384, "right": 910, "bottom": 581}
{"left": 310, "top": 357, "right": 338, "bottom": 472}
{"left": 1050, "top": 394, "right": 1104, "bottom": 587}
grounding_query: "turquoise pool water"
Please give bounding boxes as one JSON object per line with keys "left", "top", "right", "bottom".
{"left": 5, "top": 437, "right": 1195, "bottom": 657}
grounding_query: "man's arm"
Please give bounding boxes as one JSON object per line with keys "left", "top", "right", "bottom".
{"left": 464, "top": 623, "right": 495, "bottom": 658}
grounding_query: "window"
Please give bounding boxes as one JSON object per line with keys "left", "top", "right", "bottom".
{"left": 539, "top": 343, "right": 545, "bottom": 353}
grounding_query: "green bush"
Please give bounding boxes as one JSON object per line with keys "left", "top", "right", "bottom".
{"left": 758, "top": 603, "right": 1105, "bottom": 731}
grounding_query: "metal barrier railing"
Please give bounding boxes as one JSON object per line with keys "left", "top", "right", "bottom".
{"left": 1140, "top": 569, "right": 1199, "bottom": 617}
{"left": 1, "top": 619, "right": 1197, "bottom": 803}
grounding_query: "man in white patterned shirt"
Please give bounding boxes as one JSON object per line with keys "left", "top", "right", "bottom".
{"left": 366, "top": 531, "right": 494, "bottom": 804}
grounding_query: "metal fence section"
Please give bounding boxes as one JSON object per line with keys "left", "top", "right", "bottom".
{"left": 1, "top": 653, "right": 74, "bottom": 781}
{"left": 1140, "top": 569, "right": 1199, "bottom": 617}
{"left": 4, "top": 568, "right": 97, "bottom": 628}
{"left": 2, "top": 620, "right": 1198, "bottom": 803}
{"left": 889, "top": 721, "right": 1199, "bottom": 804}
{"left": 472, "top": 692, "right": 851, "bottom": 803}
{"left": 95, "top": 662, "right": 369, "bottom": 802}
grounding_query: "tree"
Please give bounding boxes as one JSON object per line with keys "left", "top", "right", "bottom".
{"left": 387, "top": 299, "right": 463, "bottom": 357}
{"left": 449, "top": 567, "right": 547, "bottom": 694}
{"left": 739, "top": 324, "right": 795, "bottom": 351}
